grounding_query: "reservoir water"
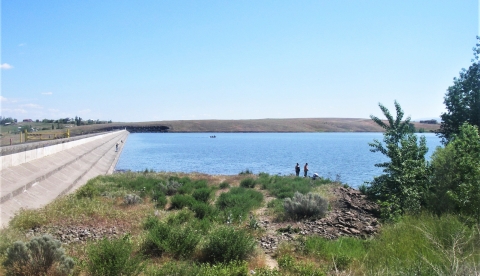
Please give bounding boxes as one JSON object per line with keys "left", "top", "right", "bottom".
{"left": 115, "top": 132, "right": 442, "bottom": 188}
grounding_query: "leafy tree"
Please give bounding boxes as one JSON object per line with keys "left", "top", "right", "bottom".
{"left": 429, "top": 123, "right": 480, "bottom": 221}
{"left": 438, "top": 36, "right": 480, "bottom": 144}
{"left": 366, "top": 101, "right": 430, "bottom": 220}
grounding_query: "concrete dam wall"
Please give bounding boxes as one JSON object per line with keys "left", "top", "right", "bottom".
{"left": 0, "top": 130, "right": 129, "bottom": 228}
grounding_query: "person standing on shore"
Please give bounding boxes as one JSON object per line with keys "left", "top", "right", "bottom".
{"left": 304, "top": 163, "right": 309, "bottom": 177}
{"left": 295, "top": 163, "right": 300, "bottom": 176}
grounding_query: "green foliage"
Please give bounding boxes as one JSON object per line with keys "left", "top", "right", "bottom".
{"left": 169, "top": 194, "right": 196, "bottom": 210}
{"left": 278, "top": 254, "right": 325, "bottom": 275}
{"left": 202, "top": 226, "right": 256, "bottom": 263}
{"left": 147, "top": 260, "right": 248, "bottom": 276}
{"left": 87, "top": 237, "right": 144, "bottom": 276}
{"left": 239, "top": 177, "right": 256, "bottom": 188}
{"left": 215, "top": 187, "right": 263, "bottom": 221}
{"left": 283, "top": 192, "right": 328, "bottom": 220}
{"left": 439, "top": 36, "right": 480, "bottom": 144}
{"left": 258, "top": 174, "right": 330, "bottom": 199}
{"left": 190, "top": 201, "right": 218, "bottom": 219}
{"left": 192, "top": 188, "right": 212, "bottom": 203}
{"left": 76, "top": 181, "right": 100, "bottom": 199}
{"left": 363, "top": 213, "right": 480, "bottom": 275}
{"left": 153, "top": 192, "right": 167, "bottom": 209}
{"left": 238, "top": 169, "right": 253, "bottom": 175}
{"left": 3, "top": 235, "right": 74, "bottom": 276}
{"left": 366, "top": 101, "right": 430, "bottom": 219}
{"left": 143, "top": 212, "right": 204, "bottom": 259}
{"left": 303, "top": 236, "right": 368, "bottom": 270}
{"left": 219, "top": 181, "right": 230, "bottom": 189}
{"left": 429, "top": 123, "right": 480, "bottom": 221}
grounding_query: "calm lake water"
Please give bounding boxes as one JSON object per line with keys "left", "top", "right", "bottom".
{"left": 115, "top": 132, "right": 442, "bottom": 188}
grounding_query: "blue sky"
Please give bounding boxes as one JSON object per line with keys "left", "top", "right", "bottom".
{"left": 1, "top": 1, "right": 478, "bottom": 122}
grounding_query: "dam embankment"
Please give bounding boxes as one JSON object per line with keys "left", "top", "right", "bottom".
{"left": 0, "top": 130, "right": 129, "bottom": 228}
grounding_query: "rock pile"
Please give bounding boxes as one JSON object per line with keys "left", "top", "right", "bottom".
{"left": 258, "top": 186, "right": 381, "bottom": 252}
{"left": 301, "top": 186, "right": 380, "bottom": 239}
{"left": 26, "top": 225, "right": 127, "bottom": 244}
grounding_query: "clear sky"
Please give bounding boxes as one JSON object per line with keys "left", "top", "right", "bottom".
{"left": 1, "top": 0, "right": 478, "bottom": 122}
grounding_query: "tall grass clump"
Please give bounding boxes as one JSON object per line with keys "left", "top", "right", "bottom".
{"left": 215, "top": 187, "right": 263, "bottom": 221}
{"left": 284, "top": 192, "right": 328, "bottom": 220}
{"left": 303, "top": 236, "right": 369, "bottom": 271}
{"left": 364, "top": 213, "right": 480, "bottom": 275}
{"left": 3, "top": 235, "right": 74, "bottom": 276}
{"left": 192, "top": 188, "right": 212, "bottom": 203}
{"left": 202, "top": 226, "right": 256, "bottom": 263}
{"left": 143, "top": 211, "right": 204, "bottom": 259}
{"left": 169, "top": 194, "right": 196, "bottom": 210}
{"left": 240, "top": 178, "right": 256, "bottom": 188}
{"left": 147, "top": 260, "right": 248, "bottom": 276}
{"left": 258, "top": 174, "right": 330, "bottom": 199}
{"left": 87, "top": 237, "right": 144, "bottom": 276}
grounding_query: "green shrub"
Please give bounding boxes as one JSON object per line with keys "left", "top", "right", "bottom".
{"left": 192, "top": 188, "right": 212, "bottom": 203}
{"left": 148, "top": 260, "right": 248, "bottom": 276}
{"left": 284, "top": 192, "right": 328, "bottom": 220}
{"left": 143, "top": 212, "right": 202, "bottom": 259}
{"left": 259, "top": 175, "right": 324, "bottom": 199}
{"left": 238, "top": 169, "right": 253, "bottom": 175}
{"left": 190, "top": 202, "right": 218, "bottom": 219}
{"left": 429, "top": 123, "right": 480, "bottom": 221}
{"left": 202, "top": 226, "right": 256, "bottom": 263}
{"left": 219, "top": 182, "right": 230, "bottom": 189}
{"left": 364, "top": 213, "right": 480, "bottom": 275}
{"left": 170, "top": 194, "right": 196, "bottom": 210}
{"left": 152, "top": 192, "right": 167, "bottom": 209}
{"left": 278, "top": 254, "right": 324, "bottom": 275}
{"left": 123, "top": 194, "right": 142, "bottom": 205}
{"left": 216, "top": 187, "right": 263, "bottom": 221}
{"left": 76, "top": 181, "right": 100, "bottom": 199}
{"left": 3, "top": 235, "right": 74, "bottom": 276}
{"left": 240, "top": 178, "right": 256, "bottom": 188}
{"left": 87, "top": 237, "right": 144, "bottom": 276}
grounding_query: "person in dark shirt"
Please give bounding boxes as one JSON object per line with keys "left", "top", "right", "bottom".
{"left": 295, "top": 163, "right": 300, "bottom": 176}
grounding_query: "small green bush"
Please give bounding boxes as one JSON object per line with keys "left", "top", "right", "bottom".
{"left": 143, "top": 221, "right": 201, "bottom": 259}
{"left": 202, "top": 226, "right": 256, "bottom": 263}
{"left": 87, "top": 237, "right": 144, "bottom": 276}
{"left": 152, "top": 192, "right": 167, "bottom": 209}
{"left": 148, "top": 260, "right": 248, "bottom": 276}
{"left": 219, "top": 182, "right": 230, "bottom": 189}
{"left": 238, "top": 169, "right": 253, "bottom": 175}
{"left": 192, "top": 188, "right": 212, "bottom": 203}
{"left": 278, "top": 254, "right": 324, "bottom": 275}
{"left": 76, "top": 181, "right": 100, "bottom": 199}
{"left": 190, "top": 201, "right": 218, "bottom": 219}
{"left": 169, "top": 194, "right": 196, "bottom": 210}
{"left": 216, "top": 187, "right": 263, "bottom": 221}
{"left": 3, "top": 235, "right": 74, "bottom": 276}
{"left": 240, "top": 178, "right": 256, "bottom": 188}
{"left": 284, "top": 192, "right": 328, "bottom": 220}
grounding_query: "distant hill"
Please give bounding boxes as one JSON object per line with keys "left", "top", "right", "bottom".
{"left": 71, "top": 118, "right": 440, "bottom": 134}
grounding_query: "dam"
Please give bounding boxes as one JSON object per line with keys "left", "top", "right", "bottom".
{"left": 0, "top": 130, "right": 129, "bottom": 228}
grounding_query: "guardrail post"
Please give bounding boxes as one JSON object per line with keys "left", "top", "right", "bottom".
{"left": 24, "top": 130, "right": 28, "bottom": 142}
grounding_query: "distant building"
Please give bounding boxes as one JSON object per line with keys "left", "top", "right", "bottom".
{"left": 419, "top": 119, "right": 438, "bottom": 124}
{"left": 23, "top": 119, "right": 33, "bottom": 122}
